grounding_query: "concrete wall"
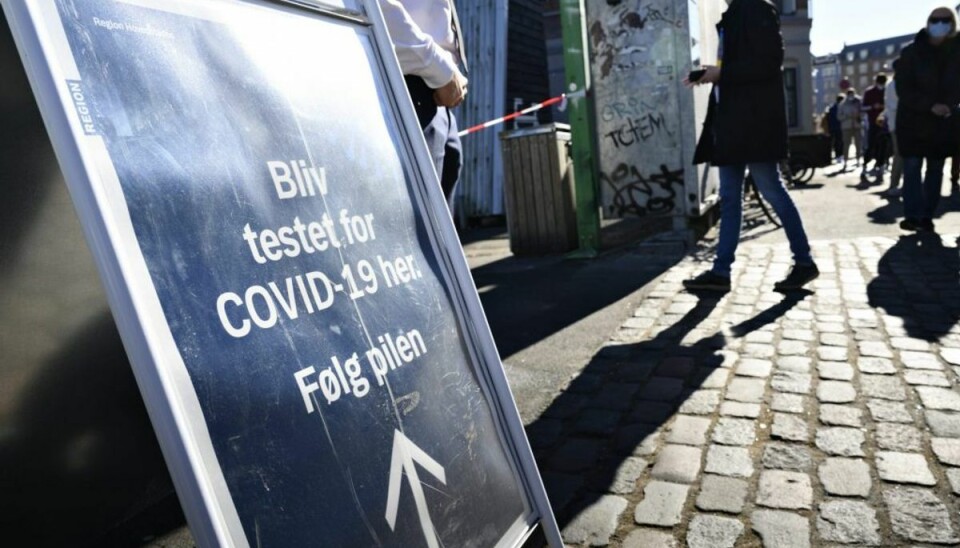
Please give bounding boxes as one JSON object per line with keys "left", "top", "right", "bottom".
{"left": 585, "top": 0, "right": 722, "bottom": 220}
{"left": 781, "top": 12, "right": 814, "bottom": 134}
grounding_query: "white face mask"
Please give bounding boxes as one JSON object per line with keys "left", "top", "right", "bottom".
{"left": 929, "top": 22, "right": 953, "bottom": 39}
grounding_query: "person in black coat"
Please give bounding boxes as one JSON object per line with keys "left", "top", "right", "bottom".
{"left": 896, "top": 6, "right": 960, "bottom": 232}
{"left": 683, "top": 0, "right": 818, "bottom": 293}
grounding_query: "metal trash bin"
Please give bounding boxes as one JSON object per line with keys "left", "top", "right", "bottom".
{"left": 499, "top": 124, "right": 578, "bottom": 256}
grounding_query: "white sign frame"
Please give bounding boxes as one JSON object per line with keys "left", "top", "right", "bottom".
{"left": 0, "top": 0, "right": 563, "bottom": 546}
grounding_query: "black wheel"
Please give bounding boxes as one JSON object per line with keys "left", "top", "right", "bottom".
{"left": 788, "top": 159, "right": 814, "bottom": 185}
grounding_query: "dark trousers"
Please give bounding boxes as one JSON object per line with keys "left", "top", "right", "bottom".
{"left": 903, "top": 156, "right": 945, "bottom": 221}
{"left": 404, "top": 76, "right": 462, "bottom": 201}
{"left": 830, "top": 131, "right": 844, "bottom": 159}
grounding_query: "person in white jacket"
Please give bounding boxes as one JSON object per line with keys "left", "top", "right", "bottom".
{"left": 380, "top": 0, "right": 469, "bottom": 201}
{"left": 880, "top": 77, "right": 904, "bottom": 197}
{"left": 838, "top": 90, "right": 864, "bottom": 170}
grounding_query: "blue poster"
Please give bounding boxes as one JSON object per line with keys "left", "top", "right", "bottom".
{"left": 46, "top": 0, "right": 531, "bottom": 545}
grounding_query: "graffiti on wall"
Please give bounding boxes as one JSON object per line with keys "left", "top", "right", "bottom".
{"left": 587, "top": 0, "right": 689, "bottom": 218}
{"left": 600, "top": 163, "right": 684, "bottom": 217}
{"left": 589, "top": 1, "right": 684, "bottom": 78}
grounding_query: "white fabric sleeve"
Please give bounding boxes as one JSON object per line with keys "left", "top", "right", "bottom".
{"left": 378, "top": 0, "right": 458, "bottom": 89}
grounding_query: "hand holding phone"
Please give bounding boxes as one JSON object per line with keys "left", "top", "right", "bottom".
{"left": 688, "top": 69, "right": 707, "bottom": 83}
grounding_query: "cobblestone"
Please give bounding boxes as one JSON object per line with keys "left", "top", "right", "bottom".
{"left": 549, "top": 439, "right": 603, "bottom": 472}
{"left": 712, "top": 418, "right": 756, "bottom": 446}
{"left": 757, "top": 470, "right": 813, "bottom": 509}
{"left": 609, "top": 457, "right": 648, "bottom": 495}
{"left": 651, "top": 445, "right": 703, "bottom": 484}
{"left": 818, "top": 458, "right": 871, "bottom": 497}
{"left": 884, "top": 487, "right": 959, "bottom": 544}
{"left": 778, "top": 356, "right": 812, "bottom": 373}
{"left": 772, "top": 413, "right": 809, "bottom": 442}
{"left": 867, "top": 399, "right": 913, "bottom": 423}
{"left": 561, "top": 494, "right": 627, "bottom": 546}
{"left": 720, "top": 401, "right": 761, "bottom": 418}
{"left": 815, "top": 427, "right": 865, "bottom": 457}
{"left": 771, "top": 393, "right": 806, "bottom": 413}
{"left": 621, "top": 529, "right": 678, "bottom": 548}
{"left": 666, "top": 415, "right": 711, "bottom": 446}
{"left": 687, "top": 514, "right": 743, "bottom": 548}
{"left": 678, "top": 390, "right": 721, "bottom": 415}
{"left": 901, "top": 351, "right": 943, "bottom": 370}
{"left": 546, "top": 234, "right": 960, "bottom": 547}
{"left": 634, "top": 481, "right": 689, "bottom": 527}
{"left": 915, "top": 386, "right": 960, "bottom": 410}
{"left": 931, "top": 437, "right": 960, "bottom": 466}
{"left": 904, "top": 369, "right": 951, "bottom": 387}
{"left": 695, "top": 475, "right": 747, "bottom": 514}
{"left": 858, "top": 341, "right": 893, "bottom": 358}
{"left": 816, "top": 500, "right": 881, "bottom": 546}
{"left": 925, "top": 410, "right": 960, "bottom": 437}
{"left": 876, "top": 452, "right": 936, "bottom": 486}
{"left": 705, "top": 444, "right": 754, "bottom": 478}
{"left": 772, "top": 371, "right": 813, "bottom": 394}
{"left": 860, "top": 375, "right": 906, "bottom": 401}
{"left": 818, "top": 361, "right": 854, "bottom": 381}
{"left": 857, "top": 357, "right": 896, "bottom": 375}
{"left": 819, "top": 404, "right": 862, "bottom": 427}
{"left": 762, "top": 443, "right": 813, "bottom": 471}
{"left": 875, "top": 423, "right": 923, "bottom": 452}
{"left": 751, "top": 510, "right": 810, "bottom": 548}
{"left": 640, "top": 377, "right": 685, "bottom": 402}
{"left": 725, "top": 377, "right": 766, "bottom": 403}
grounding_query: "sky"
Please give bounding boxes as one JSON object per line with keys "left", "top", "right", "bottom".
{"left": 810, "top": 0, "right": 954, "bottom": 56}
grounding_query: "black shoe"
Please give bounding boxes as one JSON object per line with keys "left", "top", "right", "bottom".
{"left": 774, "top": 263, "right": 820, "bottom": 292}
{"left": 919, "top": 219, "right": 936, "bottom": 232}
{"left": 683, "top": 271, "right": 731, "bottom": 292}
{"left": 900, "top": 219, "right": 921, "bottom": 232}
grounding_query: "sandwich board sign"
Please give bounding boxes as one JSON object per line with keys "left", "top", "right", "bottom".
{"left": 1, "top": 0, "right": 562, "bottom": 546}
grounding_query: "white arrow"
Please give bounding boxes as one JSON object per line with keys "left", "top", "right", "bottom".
{"left": 385, "top": 429, "right": 447, "bottom": 548}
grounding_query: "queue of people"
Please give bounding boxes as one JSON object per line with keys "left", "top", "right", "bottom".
{"left": 819, "top": 6, "right": 960, "bottom": 233}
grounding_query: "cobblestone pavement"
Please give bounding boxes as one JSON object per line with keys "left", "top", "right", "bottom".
{"left": 529, "top": 233, "right": 960, "bottom": 547}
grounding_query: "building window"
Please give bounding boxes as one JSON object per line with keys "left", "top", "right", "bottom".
{"left": 779, "top": 0, "right": 797, "bottom": 14}
{"left": 886, "top": 44, "right": 896, "bottom": 55}
{"left": 784, "top": 67, "right": 799, "bottom": 128}
{"left": 859, "top": 49, "right": 869, "bottom": 60}
{"left": 873, "top": 61, "right": 881, "bottom": 72}
{"left": 859, "top": 62, "right": 868, "bottom": 74}
{"left": 846, "top": 52, "right": 855, "bottom": 62}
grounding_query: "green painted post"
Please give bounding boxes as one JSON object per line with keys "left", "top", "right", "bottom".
{"left": 559, "top": 0, "right": 601, "bottom": 257}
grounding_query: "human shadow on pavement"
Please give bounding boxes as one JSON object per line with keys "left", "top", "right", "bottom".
{"left": 868, "top": 234, "right": 960, "bottom": 341}
{"left": 525, "top": 290, "right": 807, "bottom": 530}
{"left": 729, "top": 290, "right": 814, "bottom": 338}
{"left": 867, "top": 196, "right": 903, "bottom": 225}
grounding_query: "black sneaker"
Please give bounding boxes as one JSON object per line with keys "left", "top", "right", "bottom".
{"left": 774, "top": 263, "right": 820, "bottom": 292}
{"left": 683, "top": 271, "right": 731, "bottom": 292}
{"left": 900, "top": 219, "right": 921, "bottom": 232}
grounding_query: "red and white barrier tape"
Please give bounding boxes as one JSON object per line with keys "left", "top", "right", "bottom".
{"left": 457, "top": 89, "right": 586, "bottom": 137}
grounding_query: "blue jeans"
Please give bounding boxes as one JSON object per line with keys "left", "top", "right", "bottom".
{"left": 902, "top": 156, "right": 945, "bottom": 221}
{"left": 713, "top": 163, "right": 814, "bottom": 277}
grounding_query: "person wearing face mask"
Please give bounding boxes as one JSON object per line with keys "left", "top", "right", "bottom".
{"left": 683, "top": 0, "right": 818, "bottom": 293}
{"left": 862, "top": 74, "right": 889, "bottom": 178}
{"left": 895, "top": 6, "right": 960, "bottom": 232}
{"left": 838, "top": 89, "right": 864, "bottom": 170}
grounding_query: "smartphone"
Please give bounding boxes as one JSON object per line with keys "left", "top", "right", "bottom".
{"left": 688, "top": 69, "right": 707, "bottom": 83}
